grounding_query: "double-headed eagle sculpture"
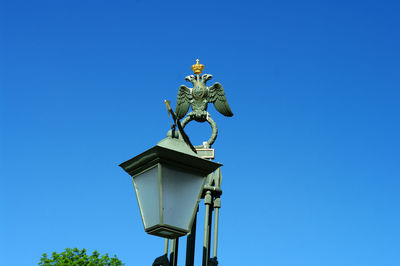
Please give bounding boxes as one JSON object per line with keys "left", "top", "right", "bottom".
{"left": 175, "top": 60, "right": 233, "bottom": 122}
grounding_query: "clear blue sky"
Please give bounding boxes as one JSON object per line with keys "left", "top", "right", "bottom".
{"left": 1, "top": 0, "right": 399, "bottom": 265}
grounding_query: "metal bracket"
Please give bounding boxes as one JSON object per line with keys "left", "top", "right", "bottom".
{"left": 209, "top": 257, "right": 219, "bottom": 266}
{"left": 152, "top": 254, "right": 170, "bottom": 266}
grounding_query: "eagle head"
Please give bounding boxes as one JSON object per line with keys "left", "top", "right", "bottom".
{"left": 201, "top": 74, "right": 213, "bottom": 85}
{"left": 185, "top": 75, "right": 197, "bottom": 85}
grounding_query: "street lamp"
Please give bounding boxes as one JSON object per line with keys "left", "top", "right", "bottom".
{"left": 120, "top": 130, "right": 221, "bottom": 239}
{"left": 119, "top": 60, "right": 233, "bottom": 266}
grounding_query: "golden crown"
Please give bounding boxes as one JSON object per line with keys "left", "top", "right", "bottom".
{"left": 191, "top": 59, "right": 204, "bottom": 75}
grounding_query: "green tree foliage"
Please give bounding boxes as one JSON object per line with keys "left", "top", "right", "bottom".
{"left": 39, "top": 248, "right": 124, "bottom": 266}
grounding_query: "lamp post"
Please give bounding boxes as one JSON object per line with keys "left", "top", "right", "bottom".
{"left": 120, "top": 60, "right": 233, "bottom": 266}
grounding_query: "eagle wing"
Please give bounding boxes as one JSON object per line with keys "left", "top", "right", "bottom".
{"left": 175, "top": 85, "right": 192, "bottom": 119}
{"left": 208, "top": 82, "right": 233, "bottom": 117}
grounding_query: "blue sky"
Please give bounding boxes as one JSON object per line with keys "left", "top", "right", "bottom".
{"left": 1, "top": 0, "right": 399, "bottom": 265}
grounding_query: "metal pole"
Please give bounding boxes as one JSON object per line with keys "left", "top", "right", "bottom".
{"left": 212, "top": 197, "right": 221, "bottom": 258}
{"left": 164, "top": 238, "right": 169, "bottom": 255}
{"left": 202, "top": 191, "right": 212, "bottom": 266}
{"left": 186, "top": 211, "right": 197, "bottom": 266}
{"left": 169, "top": 238, "right": 179, "bottom": 266}
{"left": 207, "top": 203, "right": 213, "bottom": 261}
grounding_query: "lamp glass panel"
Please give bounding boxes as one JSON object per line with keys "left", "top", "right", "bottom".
{"left": 133, "top": 166, "right": 160, "bottom": 229}
{"left": 161, "top": 165, "right": 205, "bottom": 230}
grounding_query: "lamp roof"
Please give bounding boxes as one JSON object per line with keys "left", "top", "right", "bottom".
{"left": 119, "top": 130, "right": 221, "bottom": 177}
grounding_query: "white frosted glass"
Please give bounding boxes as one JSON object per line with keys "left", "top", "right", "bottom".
{"left": 133, "top": 166, "right": 160, "bottom": 229}
{"left": 162, "top": 165, "right": 205, "bottom": 230}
